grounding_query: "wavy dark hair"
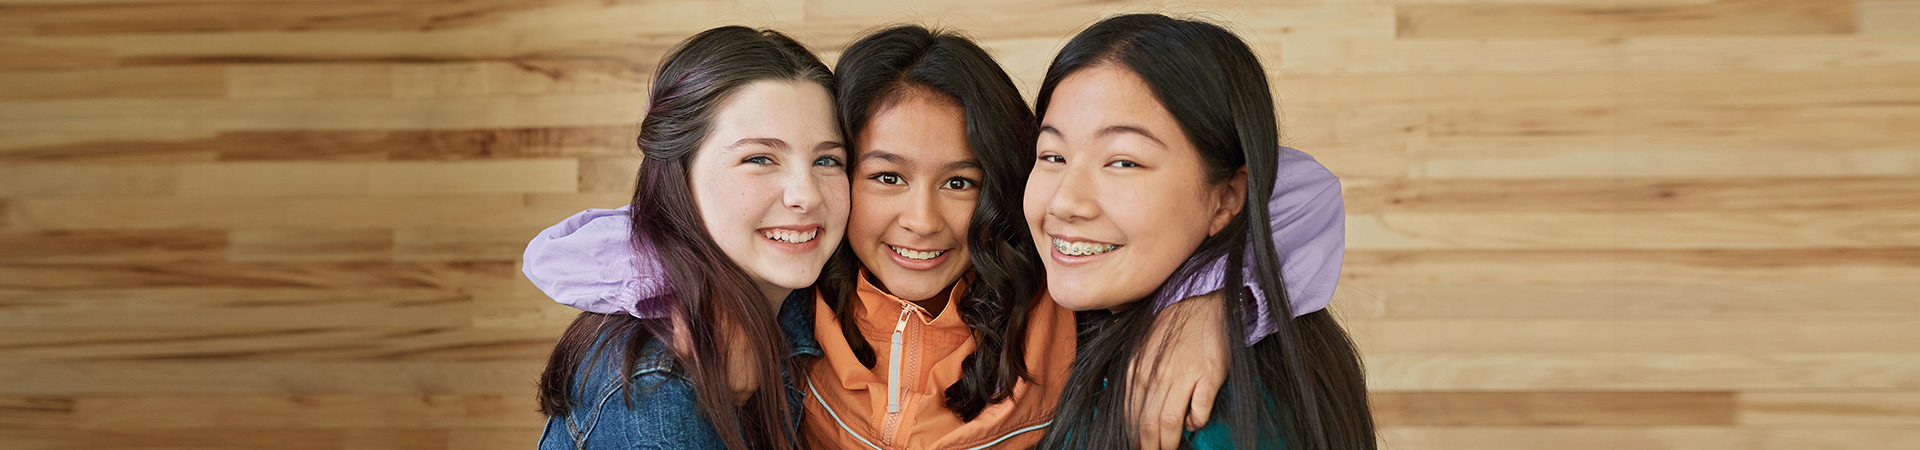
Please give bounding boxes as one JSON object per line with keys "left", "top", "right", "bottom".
{"left": 813, "top": 25, "right": 1045, "bottom": 421}
{"left": 534, "top": 26, "right": 834, "bottom": 450}
{"left": 1033, "top": 14, "right": 1376, "bottom": 450}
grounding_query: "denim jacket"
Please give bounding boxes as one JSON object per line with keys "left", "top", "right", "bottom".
{"left": 539, "top": 290, "right": 823, "bottom": 450}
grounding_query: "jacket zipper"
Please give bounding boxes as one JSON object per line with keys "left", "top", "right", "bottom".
{"left": 888, "top": 306, "right": 910, "bottom": 414}
{"left": 880, "top": 304, "right": 921, "bottom": 446}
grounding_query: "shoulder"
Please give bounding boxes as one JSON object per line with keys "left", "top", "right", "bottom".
{"left": 606, "top": 337, "right": 732, "bottom": 448}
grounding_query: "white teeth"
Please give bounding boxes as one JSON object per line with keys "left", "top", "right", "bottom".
{"left": 760, "top": 228, "right": 817, "bottom": 244}
{"left": 889, "top": 245, "right": 945, "bottom": 260}
{"left": 1052, "top": 237, "right": 1117, "bottom": 257}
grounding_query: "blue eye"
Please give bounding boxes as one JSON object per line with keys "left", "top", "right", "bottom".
{"left": 744, "top": 155, "right": 774, "bottom": 165}
{"left": 870, "top": 173, "right": 905, "bottom": 185}
{"left": 944, "top": 178, "right": 976, "bottom": 190}
{"left": 814, "top": 155, "right": 844, "bottom": 167}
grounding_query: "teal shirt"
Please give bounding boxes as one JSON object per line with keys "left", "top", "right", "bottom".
{"left": 1181, "top": 390, "right": 1287, "bottom": 449}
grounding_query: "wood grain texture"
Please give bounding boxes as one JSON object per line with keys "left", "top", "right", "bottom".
{"left": 0, "top": 0, "right": 1913, "bottom": 448}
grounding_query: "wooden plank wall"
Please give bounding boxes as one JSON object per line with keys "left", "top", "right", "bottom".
{"left": 2, "top": 0, "right": 1916, "bottom": 448}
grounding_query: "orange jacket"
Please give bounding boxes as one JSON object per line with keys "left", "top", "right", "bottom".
{"left": 802, "top": 270, "right": 1077, "bottom": 449}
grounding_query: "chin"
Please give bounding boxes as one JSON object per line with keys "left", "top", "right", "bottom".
{"left": 768, "top": 272, "right": 820, "bottom": 291}
{"left": 1046, "top": 285, "right": 1105, "bottom": 312}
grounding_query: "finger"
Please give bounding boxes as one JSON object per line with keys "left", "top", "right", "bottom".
{"left": 1159, "top": 379, "right": 1199, "bottom": 450}
{"left": 1186, "top": 375, "right": 1220, "bottom": 431}
{"left": 1131, "top": 372, "right": 1156, "bottom": 450}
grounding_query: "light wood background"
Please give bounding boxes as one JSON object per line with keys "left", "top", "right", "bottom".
{"left": 2, "top": 0, "right": 1916, "bottom": 449}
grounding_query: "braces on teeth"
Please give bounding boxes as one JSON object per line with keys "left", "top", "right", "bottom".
{"left": 1052, "top": 237, "right": 1117, "bottom": 256}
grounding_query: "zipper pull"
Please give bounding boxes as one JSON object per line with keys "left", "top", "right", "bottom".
{"left": 888, "top": 307, "right": 911, "bottom": 414}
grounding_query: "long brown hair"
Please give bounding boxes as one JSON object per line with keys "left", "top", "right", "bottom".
{"left": 1035, "top": 14, "right": 1375, "bottom": 450}
{"left": 535, "top": 26, "right": 835, "bottom": 450}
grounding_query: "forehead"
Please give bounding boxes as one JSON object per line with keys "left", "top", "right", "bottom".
{"left": 706, "top": 79, "right": 839, "bottom": 145}
{"left": 1042, "top": 64, "right": 1169, "bottom": 130}
{"left": 857, "top": 92, "right": 975, "bottom": 166}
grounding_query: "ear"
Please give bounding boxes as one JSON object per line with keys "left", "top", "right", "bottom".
{"left": 1206, "top": 166, "right": 1249, "bottom": 236}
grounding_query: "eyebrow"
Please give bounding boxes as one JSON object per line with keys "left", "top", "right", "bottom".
{"left": 943, "top": 159, "right": 981, "bottom": 172}
{"left": 1037, "top": 125, "right": 1167, "bottom": 148}
{"left": 858, "top": 149, "right": 980, "bottom": 173}
{"left": 858, "top": 150, "right": 907, "bottom": 166}
{"left": 728, "top": 138, "right": 844, "bottom": 154}
{"left": 728, "top": 137, "right": 788, "bottom": 151}
{"left": 1095, "top": 125, "right": 1166, "bottom": 148}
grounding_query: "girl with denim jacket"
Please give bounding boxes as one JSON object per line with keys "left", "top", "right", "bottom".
{"left": 533, "top": 26, "right": 847, "bottom": 450}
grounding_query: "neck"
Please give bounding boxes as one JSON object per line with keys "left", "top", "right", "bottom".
{"left": 861, "top": 270, "right": 954, "bottom": 318}
{"left": 757, "top": 284, "right": 793, "bottom": 310}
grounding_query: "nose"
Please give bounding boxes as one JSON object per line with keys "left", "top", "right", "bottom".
{"left": 897, "top": 185, "right": 945, "bottom": 236}
{"left": 1045, "top": 163, "right": 1100, "bottom": 223}
{"left": 782, "top": 165, "right": 824, "bottom": 214}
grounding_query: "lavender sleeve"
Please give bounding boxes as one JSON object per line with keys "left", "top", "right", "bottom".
{"left": 520, "top": 205, "right": 673, "bottom": 319}
{"left": 1152, "top": 147, "right": 1345, "bottom": 345}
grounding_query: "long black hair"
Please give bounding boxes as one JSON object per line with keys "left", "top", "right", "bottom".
{"left": 813, "top": 25, "right": 1046, "bottom": 421}
{"left": 1034, "top": 14, "right": 1375, "bottom": 450}
{"left": 535, "top": 26, "right": 835, "bottom": 450}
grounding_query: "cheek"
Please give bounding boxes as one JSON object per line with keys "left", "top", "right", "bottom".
{"left": 1021, "top": 176, "right": 1052, "bottom": 231}
{"left": 1119, "top": 181, "right": 1217, "bottom": 254}
{"left": 847, "top": 191, "right": 891, "bottom": 244}
{"left": 695, "top": 169, "right": 774, "bottom": 235}
{"left": 945, "top": 197, "right": 976, "bottom": 239}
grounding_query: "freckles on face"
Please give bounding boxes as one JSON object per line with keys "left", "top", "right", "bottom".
{"left": 1026, "top": 64, "right": 1221, "bottom": 311}
{"left": 848, "top": 92, "right": 979, "bottom": 301}
{"left": 687, "top": 79, "right": 850, "bottom": 303}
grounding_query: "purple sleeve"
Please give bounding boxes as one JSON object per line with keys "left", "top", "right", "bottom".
{"left": 520, "top": 205, "right": 674, "bottom": 319}
{"left": 1152, "top": 147, "right": 1345, "bottom": 346}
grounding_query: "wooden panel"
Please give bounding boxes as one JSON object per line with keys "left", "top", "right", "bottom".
{"left": 1347, "top": 211, "right": 1920, "bottom": 250}
{"left": 1368, "top": 353, "right": 1920, "bottom": 391}
{"left": 0, "top": 429, "right": 448, "bottom": 450}
{"left": 1396, "top": 0, "right": 1855, "bottom": 38}
{"left": 0, "top": 230, "right": 225, "bottom": 263}
{"left": 1344, "top": 177, "right": 1920, "bottom": 213}
{"left": 1345, "top": 248, "right": 1920, "bottom": 283}
{"left": 1373, "top": 391, "right": 1735, "bottom": 426}
{"left": 392, "top": 227, "right": 542, "bottom": 262}
{"left": 0, "top": 288, "right": 472, "bottom": 328}
{"left": 0, "top": 327, "right": 556, "bottom": 361}
{"left": 1, "top": 0, "right": 1912, "bottom": 448}
{"left": 0, "top": 261, "right": 515, "bottom": 290}
{"left": 1348, "top": 319, "right": 1920, "bottom": 353}
{"left": 0, "top": 164, "right": 178, "bottom": 198}
{"left": 1739, "top": 392, "right": 1920, "bottom": 426}
{"left": 1859, "top": 1, "right": 1920, "bottom": 35}
{"left": 1378, "top": 427, "right": 1920, "bottom": 450}
{"left": 0, "top": 66, "right": 224, "bottom": 100}
{"left": 0, "top": 361, "right": 540, "bottom": 395}
{"left": 1335, "top": 282, "right": 1920, "bottom": 320}
{"left": 70, "top": 395, "right": 540, "bottom": 429}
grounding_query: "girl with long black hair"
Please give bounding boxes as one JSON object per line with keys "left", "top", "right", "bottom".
{"left": 1028, "top": 14, "right": 1375, "bottom": 450}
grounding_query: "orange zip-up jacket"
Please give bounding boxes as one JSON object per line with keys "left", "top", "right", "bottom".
{"left": 802, "top": 269, "right": 1076, "bottom": 449}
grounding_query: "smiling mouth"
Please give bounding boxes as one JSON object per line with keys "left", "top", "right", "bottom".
{"left": 888, "top": 244, "right": 946, "bottom": 260}
{"left": 1052, "top": 237, "right": 1120, "bottom": 257}
{"left": 760, "top": 228, "right": 818, "bottom": 244}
